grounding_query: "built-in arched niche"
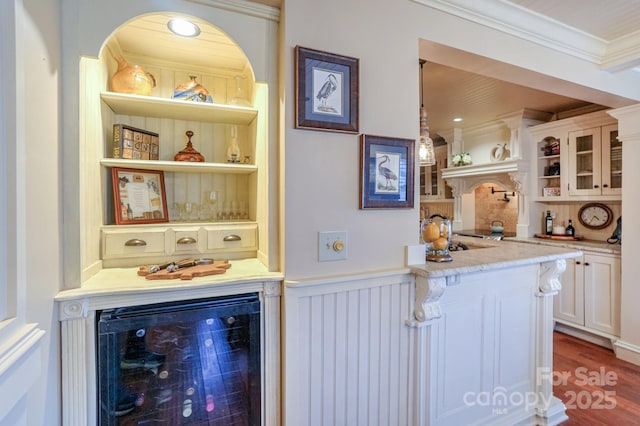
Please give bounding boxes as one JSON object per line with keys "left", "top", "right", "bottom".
{"left": 100, "top": 13, "right": 256, "bottom": 106}
{"left": 95, "top": 13, "right": 259, "bottom": 227}
{"left": 74, "top": 8, "right": 277, "bottom": 280}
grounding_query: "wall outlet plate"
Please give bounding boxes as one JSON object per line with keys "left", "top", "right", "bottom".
{"left": 318, "top": 231, "right": 348, "bottom": 261}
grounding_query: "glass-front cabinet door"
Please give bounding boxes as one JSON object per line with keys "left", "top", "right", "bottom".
{"left": 419, "top": 145, "right": 451, "bottom": 200}
{"left": 568, "top": 125, "right": 621, "bottom": 197}
{"left": 601, "top": 124, "right": 621, "bottom": 196}
{"left": 568, "top": 127, "right": 602, "bottom": 196}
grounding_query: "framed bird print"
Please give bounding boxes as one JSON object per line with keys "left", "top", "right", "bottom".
{"left": 359, "top": 134, "right": 415, "bottom": 209}
{"left": 295, "top": 46, "right": 359, "bottom": 133}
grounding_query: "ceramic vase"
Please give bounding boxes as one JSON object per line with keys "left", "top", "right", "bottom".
{"left": 110, "top": 56, "right": 156, "bottom": 96}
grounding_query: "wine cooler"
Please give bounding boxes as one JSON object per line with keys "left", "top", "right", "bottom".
{"left": 97, "top": 293, "right": 261, "bottom": 425}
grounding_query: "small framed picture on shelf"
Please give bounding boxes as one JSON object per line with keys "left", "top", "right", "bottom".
{"left": 295, "top": 46, "right": 359, "bottom": 133}
{"left": 359, "top": 134, "right": 415, "bottom": 209}
{"left": 111, "top": 167, "right": 168, "bottom": 225}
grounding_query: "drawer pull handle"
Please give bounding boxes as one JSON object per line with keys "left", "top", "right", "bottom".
{"left": 223, "top": 234, "right": 242, "bottom": 242}
{"left": 177, "top": 237, "right": 197, "bottom": 245}
{"left": 124, "top": 239, "right": 147, "bottom": 247}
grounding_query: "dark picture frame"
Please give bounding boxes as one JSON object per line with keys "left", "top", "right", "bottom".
{"left": 360, "top": 134, "right": 415, "bottom": 209}
{"left": 295, "top": 46, "right": 359, "bottom": 133}
{"left": 111, "top": 167, "right": 169, "bottom": 225}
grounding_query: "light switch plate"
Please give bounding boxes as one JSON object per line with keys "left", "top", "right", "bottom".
{"left": 318, "top": 231, "right": 348, "bottom": 261}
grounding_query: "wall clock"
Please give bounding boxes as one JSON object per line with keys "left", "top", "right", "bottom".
{"left": 578, "top": 203, "right": 613, "bottom": 230}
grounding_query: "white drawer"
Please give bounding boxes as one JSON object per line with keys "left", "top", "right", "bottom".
{"left": 205, "top": 224, "right": 257, "bottom": 251}
{"left": 102, "top": 228, "right": 169, "bottom": 259}
{"left": 173, "top": 227, "right": 205, "bottom": 254}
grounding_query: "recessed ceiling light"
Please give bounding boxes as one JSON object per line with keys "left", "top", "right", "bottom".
{"left": 452, "top": 117, "right": 463, "bottom": 122}
{"left": 167, "top": 18, "right": 201, "bottom": 37}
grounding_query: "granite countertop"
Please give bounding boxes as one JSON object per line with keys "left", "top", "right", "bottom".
{"left": 506, "top": 236, "right": 621, "bottom": 255}
{"left": 411, "top": 236, "right": 582, "bottom": 279}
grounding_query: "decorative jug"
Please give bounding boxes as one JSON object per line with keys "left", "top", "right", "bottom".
{"left": 172, "top": 76, "right": 213, "bottom": 103}
{"left": 110, "top": 57, "right": 156, "bottom": 96}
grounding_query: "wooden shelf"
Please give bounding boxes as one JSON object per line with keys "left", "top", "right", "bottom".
{"left": 538, "top": 154, "right": 560, "bottom": 160}
{"left": 100, "top": 158, "right": 258, "bottom": 174}
{"left": 101, "top": 91, "right": 258, "bottom": 125}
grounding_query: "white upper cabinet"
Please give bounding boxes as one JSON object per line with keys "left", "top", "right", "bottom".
{"left": 529, "top": 110, "right": 620, "bottom": 202}
{"left": 601, "top": 124, "right": 622, "bottom": 196}
{"left": 568, "top": 125, "right": 620, "bottom": 196}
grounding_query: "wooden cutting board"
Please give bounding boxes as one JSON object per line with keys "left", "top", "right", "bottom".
{"left": 534, "top": 233, "right": 582, "bottom": 241}
{"left": 138, "top": 259, "right": 231, "bottom": 280}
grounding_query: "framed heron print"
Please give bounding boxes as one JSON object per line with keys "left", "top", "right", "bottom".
{"left": 295, "top": 46, "right": 359, "bottom": 133}
{"left": 360, "top": 134, "right": 415, "bottom": 209}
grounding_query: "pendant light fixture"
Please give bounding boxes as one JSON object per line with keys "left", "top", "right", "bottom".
{"left": 419, "top": 59, "right": 436, "bottom": 166}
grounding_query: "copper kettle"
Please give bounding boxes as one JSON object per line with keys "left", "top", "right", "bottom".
{"left": 110, "top": 56, "right": 156, "bottom": 96}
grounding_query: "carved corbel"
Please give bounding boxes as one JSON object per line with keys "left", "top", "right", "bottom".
{"left": 508, "top": 171, "right": 527, "bottom": 195}
{"left": 445, "top": 177, "right": 465, "bottom": 198}
{"left": 539, "top": 258, "right": 567, "bottom": 294}
{"left": 411, "top": 275, "right": 446, "bottom": 324}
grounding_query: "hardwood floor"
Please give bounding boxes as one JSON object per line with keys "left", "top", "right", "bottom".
{"left": 553, "top": 331, "right": 640, "bottom": 425}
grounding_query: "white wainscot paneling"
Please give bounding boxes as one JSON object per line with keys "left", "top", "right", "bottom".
{"left": 0, "top": 324, "right": 46, "bottom": 424}
{"left": 284, "top": 272, "right": 414, "bottom": 426}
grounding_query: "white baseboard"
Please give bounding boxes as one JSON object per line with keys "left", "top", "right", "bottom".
{"left": 553, "top": 322, "right": 615, "bottom": 350}
{"left": 613, "top": 340, "right": 640, "bottom": 366}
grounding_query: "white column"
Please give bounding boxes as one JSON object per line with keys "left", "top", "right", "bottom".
{"left": 444, "top": 177, "right": 465, "bottom": 231}
{"left": 406, "top": 274, "right": 445, "bottom": 426}
{"left": 59, "top": 299, "right": 95, "bottom": 426}
{"left": 262, "top": 282, "right": 281, "bottom": 426}
{"left": 608, "top": 104, "right": 640, "bottom": 365}
{"left": 535, "top": 259, "right": 568, "bottom": 425}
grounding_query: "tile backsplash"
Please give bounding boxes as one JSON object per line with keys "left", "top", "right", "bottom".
{"left": 474, "top": 183, "right": 518, "bottom": 232}
{"left": 473, "top": 182, "right": 621, "bottom": 242}
{"left": 537, "top": 202, "right": 621, "bottom": 242}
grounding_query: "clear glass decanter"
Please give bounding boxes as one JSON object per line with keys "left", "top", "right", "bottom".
{"left": 229, "top": 75, "right": 251, "bottom": 107}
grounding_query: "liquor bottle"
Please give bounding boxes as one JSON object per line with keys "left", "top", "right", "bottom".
{"left": 566, "top": 219, "right": 575, "bottom": 237}
{"left": 545, "top": 211, "right": 553, "bottom": 235}
{"left": 127, "top": 203, "right": 133, "bottom": 220}
{"left": 120, "top": 202, "right": 128, "bottom": 221}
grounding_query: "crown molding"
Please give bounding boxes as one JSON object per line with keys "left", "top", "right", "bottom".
{"left": 189, "top": 0, "right": 280, "bottom": 22}
{"left": 600, "top": 30, "right": 640, "bottom": 72}
{"left": 412, "top": 0, "right": 640, "bottom": 72}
